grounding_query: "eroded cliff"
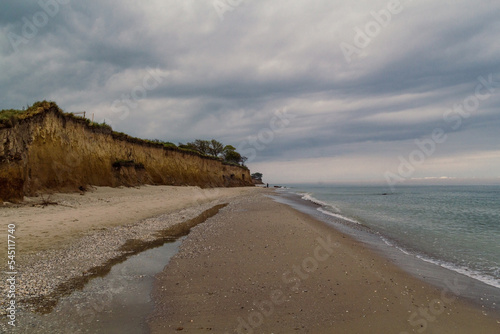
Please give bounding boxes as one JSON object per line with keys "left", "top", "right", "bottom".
{"left": 0, "top": 102, "right": 253, "bottom": 202}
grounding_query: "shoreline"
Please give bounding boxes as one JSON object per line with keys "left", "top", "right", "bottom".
{"left": 149, "top": 192, "right": 499, "bottom": 333}
{"left": 283, "top": 184, "right": 500, "bottom": 295}
{"left": 271, "top": 190, "right": 500, "bottom": 312}
{"left": 1, "top": 186, "right": 498, "bottom": 333}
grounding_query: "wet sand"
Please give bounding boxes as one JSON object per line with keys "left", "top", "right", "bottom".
{"left": 149, "top": 192, "right": 500, "bottom": 333}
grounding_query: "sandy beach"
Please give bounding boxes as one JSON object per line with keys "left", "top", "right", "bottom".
{"left": 0, "top": 185, "right": 256, "bottom": 257}
{"left": 0, "top": 185, "right": 259, "bottom": 328}
{"left": 1, "top": 186, "right": 499, "bottom": 333}
{"left": 149, "top": 191, "right": 500, "bottom": 333}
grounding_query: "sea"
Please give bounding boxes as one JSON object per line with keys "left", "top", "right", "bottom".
{"left": 274, "top": 184, "right": 500, "bottom": 308}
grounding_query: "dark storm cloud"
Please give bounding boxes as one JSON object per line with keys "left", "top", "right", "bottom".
{"left": 1, "top": 0, "right": 499, "bottom": 181}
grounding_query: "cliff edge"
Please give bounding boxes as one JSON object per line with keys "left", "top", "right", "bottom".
{"left": 0, "top": 102, "right": 253, "bottom": 202}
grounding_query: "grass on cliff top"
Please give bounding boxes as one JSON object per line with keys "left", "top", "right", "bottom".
{"left": 0, "top": 101, "right": 58, "bottom": 125}
{"left": 0, "top": 101, "right": 112, "bottom": 132}
{"left": 0, "top": 108, "right": 26, "bottom": 120}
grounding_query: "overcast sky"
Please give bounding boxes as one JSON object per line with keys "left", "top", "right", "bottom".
{"left": 1, "top": 0, "right": 499, "bottom": 185}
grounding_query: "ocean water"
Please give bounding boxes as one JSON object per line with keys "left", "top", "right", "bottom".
{"left": 286, "top": 184, "right": 500, "bottom": 290}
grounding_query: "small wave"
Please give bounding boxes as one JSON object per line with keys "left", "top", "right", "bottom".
{"left": 299, "top": 192, "right": 360, "bottom": 224}
{"left": 414, "top": 255, "right": 500, "bottom": 290}
{"left": 301, "top": 193, "right": 328, "bottom": 206}
{"left": 379, "top": 236, "right": 500, "bottom": 289}
{"left": 380, "top": 235, "right": 393, "bottom": 246}
{"left": 379, "top": 235, "right": 411, "bottom": 255}
{"left": 317, "top": 207, "right": 361, "bottom": 225}
{"left": 295, "top": 187, "right": 500, "bottom": 290}
{"left": 300, "top": 193, "right": 342, "bottom": 212}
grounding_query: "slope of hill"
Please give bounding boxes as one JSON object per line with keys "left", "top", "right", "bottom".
{"left": 0, "top": 102, "right": 253, "bottom": 202}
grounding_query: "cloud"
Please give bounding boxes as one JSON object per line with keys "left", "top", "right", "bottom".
{"left": 251, "top": 149, "right": 500, "bottom": 185}
{"left": 1, "top": 0, "right": 499, "bottom": 183}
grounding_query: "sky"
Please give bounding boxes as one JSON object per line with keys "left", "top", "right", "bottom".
{"left": 1, "top": 0, "right": 499, "bottom": 185}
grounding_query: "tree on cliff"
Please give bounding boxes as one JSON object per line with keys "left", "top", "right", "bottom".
{"left": 193, "top": 139, "right": 210, "bottom": 155}
{"left": 223, "top": 145, "right": 241, "bottom": 164}
{"left": 178, "top": 140, "right": 247, "bottom": 165}
{"left": 178, "top": 140, "right": 207, "bottom": 153}
{"left": 251, "top": 172, "right": 263, "bottom": 180}
{"left": 180, "top": 139, "right": 225, "bottom": 158}
{"left": 209, "top": 139, "right": 225, "bottom": 157}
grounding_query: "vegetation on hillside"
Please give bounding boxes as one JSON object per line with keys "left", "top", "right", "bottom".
{"left": 178, "top": 140, "right": 247, "bottom": 166}
{"left": 0, "top": 101, "right": 110, "bottom": 131}
{"left": 0, "top": 101, "right": 60, "bottom": 128}
{"left": 0, "top": 101, "right": 248, "bottom": 168}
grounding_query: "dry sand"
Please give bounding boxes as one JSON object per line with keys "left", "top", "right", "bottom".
{"left": 149, "top": 192, "right": 500, "bottom": 333}
{"left": 0, "top": 185, "right": 258, "bottom": 257}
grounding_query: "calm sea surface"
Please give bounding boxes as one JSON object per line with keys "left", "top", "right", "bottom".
{"left": 286, "top": 184, "right": 500, "bottom": 289}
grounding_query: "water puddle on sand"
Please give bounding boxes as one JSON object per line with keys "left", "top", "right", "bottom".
{"left": 17, "top": 238, "right": 184, "bottom": 334}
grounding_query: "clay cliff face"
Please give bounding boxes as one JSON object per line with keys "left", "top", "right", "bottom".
{"left": 0, "top": 104, "right": 253, "bottom": 202}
